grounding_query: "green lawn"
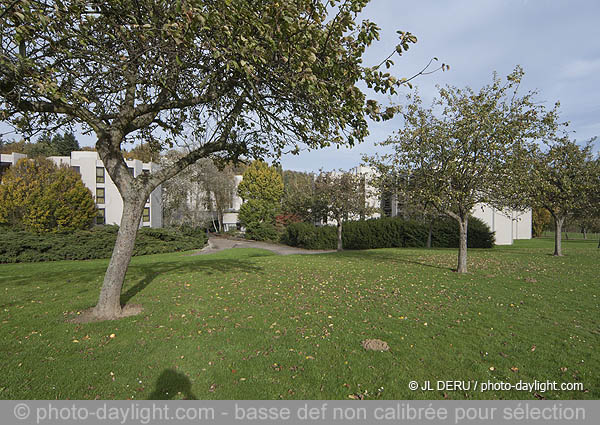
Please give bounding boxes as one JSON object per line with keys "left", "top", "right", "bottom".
{"left": 0, "top": 238, "right": 598, "bottom": 400}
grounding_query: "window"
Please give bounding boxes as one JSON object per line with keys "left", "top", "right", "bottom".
{"left": 142, "top": 207, "right": 150, "bottom": 223}
{"left": 96, "top": 167, "right": 105, "bottom": 183}
{"left": 127, "top": 167, "right": 135, "bottom": 177}
{"left": 96, "top": 208, "right": 105, "bottom": 225}
{"left": 96, "top": 188, "right": 105, "bottom": 204}
{"left": 0, "top": 162, "right": 10, "bottom": 183}
{"left": 71, "top": 165, "right": 80, "bottom": 174}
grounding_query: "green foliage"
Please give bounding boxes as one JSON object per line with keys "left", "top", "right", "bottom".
{"left": 314, "top": 170, "right": 372, "bottom": 223}
{"left": 0, "top": 158, "right": 97, "bottom": 232}
{"left": 237, "top": 161, "right": 283, "bottom": 203}
{"left": 238, "top": 162, "right": 283, "bottom": 241}
{"left": 529, "top": 138, "right": 598, "bottom": 220}
{"left": 428, "top": 217, "right": 495, "bottom": 249}
{"left": 123, "top": 143, "right": 161, "bottom": 163}
{"left": 0, "top": 133, "right": 80, "bottom": 157}
{"left": 239, "top": 199, "right": 279, "bottom": 241}
{"left": 51, "top": 132, "right": 80, "bottom": 156}
{"left": 366, "top": 67, "right": 556, "bottom": 222}
{"left": 0, "top": 0, "right": 422, "bottom": 160}
{"left": 282, "top": 216, "right": 494, "bottom": 250}
{"left": 281, "top": 170, "right": 316, "bottom": 221}
{"left": 532, "top": 208, "right": 552, "bottom": 238}
{"left": 244, "top": 222, "right": 279, "bottom": 242}
{"left": 0, "top": 226, "right": 207, "bottom": 263}
{"left": 280, "top": 222, "right": 337, "bottom": 250}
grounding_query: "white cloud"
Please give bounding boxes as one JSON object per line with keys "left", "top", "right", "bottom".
{"left": 561, "top": 58, "right": 600, "bottom": 80}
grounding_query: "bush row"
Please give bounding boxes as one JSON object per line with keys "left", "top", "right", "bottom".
{"left": 281, "top": 216, "right": 495, "bottom": 250}
{"left": 0, "top": 225, "right": 207, "bottom": 263}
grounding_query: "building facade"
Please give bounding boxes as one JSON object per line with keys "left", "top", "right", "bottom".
{"left": 0, "top": 152, "right": 27, "bottom": 182}
{"left": 221, "top": 175, "right": 244, "bottom": 231}
{"left": 1, "top": 151, "right": 162, "bottom": 228}
{"left": 471, "top": 205, "right": 532, "bottom": 245}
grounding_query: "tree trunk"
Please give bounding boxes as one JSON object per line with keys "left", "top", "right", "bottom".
{"left": 218, "top": 211, "right": 223, "bottom": 233}
{"left": 553, "top": 216, "right": 564, "bottom": 256}
{"left": 426, "top": 220, "right": 433, "bottom": 249}
{"left": 337, "top": 221, "right": 343, "bottom": 252}
{"left": 457, "top": 216, "right": 468, "bottom": 273}
{"left": 92, "top": 197, "right": 145, "bottom": 319}
{"left": 582, "top": 228, "right": 587, "bottom": 240}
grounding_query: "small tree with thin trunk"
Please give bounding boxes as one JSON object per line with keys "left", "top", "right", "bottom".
{"left": 161, "top": 153, "right": 235, "bottom": 230}
{"left": 528, "top": 138, "right": 598, "bottom": 256}
{"left": 367, "top": 68, "right": 554, "bottom": 272}
{"left": 0, "top": 0, "right": 440, "bottom": 320}
{"left": 314, "top": 170, "right": 372, "bottom": 251}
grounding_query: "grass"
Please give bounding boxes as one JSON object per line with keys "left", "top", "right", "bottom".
{"left": 541, "top": 230, "right": 600, "bottom": 240}
{"left": 0, "top": 238, "right": 598, "bottom": 400}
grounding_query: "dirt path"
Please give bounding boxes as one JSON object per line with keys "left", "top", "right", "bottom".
{"left": 193, "top": 236, "right": 335, "bottom": 256}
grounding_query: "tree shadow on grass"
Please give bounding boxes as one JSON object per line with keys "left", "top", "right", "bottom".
{"left": 148, "top": 369, "right": 197, "bottom": 400}
{"left": 338, "top": 250, "right": 452, "bottom": 271}
{"left": 1, "top": 255, "right": 264, "bottom": 312}
{"left": 120, "top": 258, "right": 264, "bottom": 306}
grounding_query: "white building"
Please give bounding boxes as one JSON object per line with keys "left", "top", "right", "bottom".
{"left": 1, "top": 151, "right": 162, "bottom": 228}
{"left": 221, "top": 175, "right": 244, "bottom": 231}
{"left": 471, "top": 205, "right": 532, "bottom": 245}
{"left": 0, "top": 152, "right": 27, "bottom": 181}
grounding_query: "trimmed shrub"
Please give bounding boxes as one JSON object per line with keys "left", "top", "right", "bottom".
{"left": 342, "top": 217, "right": 429, "bottom": 249}
{"left": 245, "top": 222, "right": 279, "bottom": 242}
{"left": 281, "top": 216, "right": 494, "bottom": 250}
{"left": 430, "top": 217, "right": 495, "bottom": 248}
{"left": 280, "top": 222, "right": 337, "bottom": 250}
{"left": 0, "top": 226, "right": 207, "bottom": 263}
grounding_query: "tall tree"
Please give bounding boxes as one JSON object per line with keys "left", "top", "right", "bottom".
{"left": 238, "top": 160, "right": 283, "bottom": 240}
{"left": 196, "top": 159, "right": 236, "bottom": 232}
{"left": 281, "top": 170, "right": 316, "bottom": 222}
{"left": 314, "top": 170, "right": 371, "bottom": 251}
{"left": 1, "top": 0, "right": 436, "bottom": 320}
{"left": 161, "top": 152, "right": 237, "bottom": 230}
{"left": 367, "top": 68, "right": 555, "bottom": 272}
{"left": 531, "top": 207, "right": 551, "bottom": 238}
{"left": 26, "top": 133, "right": 58, "bottom": 157}
{"left": 123, "top": 142, "right": 161, "bottom": 163}
{"left": 528, "top": 138, "right": 598, "bottom": 256}
{"left": 52, "top": 132, "right": 80, "bottom": 156}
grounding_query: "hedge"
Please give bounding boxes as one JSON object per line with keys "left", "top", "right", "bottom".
{"left": 0, "top": 225, "right": 207, "bottom": 263}
{"left": 281, "top": 216, "right": 495, "bottom": 250}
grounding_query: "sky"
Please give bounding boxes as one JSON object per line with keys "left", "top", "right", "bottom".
{"left": 280, "top": 0, "right": 600, "bottom": 171}
{"left": 2, "top": 1, "right": 599, "bottom": 172}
